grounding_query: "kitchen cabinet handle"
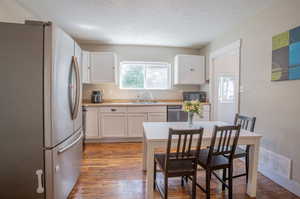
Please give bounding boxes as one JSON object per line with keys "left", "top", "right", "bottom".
{"left": 58, "top": 132, "right": 83, "bottom": 154}
{"left": 111, "top": 108, "right": 117, "bottom": 112}
{"left": 36, "top": 169, "right": 44, "bottom": 194}
{"left": 190, "top": 68, "right": 195, "bottom": 72}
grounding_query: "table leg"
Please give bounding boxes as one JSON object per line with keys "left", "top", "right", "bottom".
{"left": 146, "top": 142, "right": 155, "bottom": 199}
{"left": 143, "top": 133, "right": 147, "bottom": 171}
{"left": 247, "top": 141, "right": 260, "bottom": 197}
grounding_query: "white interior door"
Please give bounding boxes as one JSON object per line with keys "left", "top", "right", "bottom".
{"left": 210, "top": 41, "right": 240, "bottom": 123}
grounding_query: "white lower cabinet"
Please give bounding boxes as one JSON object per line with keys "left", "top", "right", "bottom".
{"left": 194, "top": 105, "right": 211, "bottom": 121}
{"left": 127, "top": 113, "right": 148, "bottom": 137}
{"left": 148, "top": 112, "right": 167, "bottom": 122}
{"left": 85, "top": 108, "right": 99, "bottom": 139}
{"left": 100, "top": 113, "right": 127, "bottom": 137}
{"left": 84, "top": 105, "right": 220, "bottom": 141}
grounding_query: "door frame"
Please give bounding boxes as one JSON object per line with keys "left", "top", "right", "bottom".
{"left": 209, "top": 39, "right": 241, "bottom": 121}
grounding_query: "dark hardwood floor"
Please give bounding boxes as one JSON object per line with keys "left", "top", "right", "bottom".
{"left": 69, "top": 143, "right": 299, "bottom": 199}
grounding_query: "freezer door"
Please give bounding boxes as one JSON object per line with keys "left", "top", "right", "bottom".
{"left": 0, "top": 22, "right": 45, "bottom": 199}
{"left": 44, "top": 24, "right": 76, "bottom": 147}
{"left": 45, "top": 130, "right": 82, "bottom": 199}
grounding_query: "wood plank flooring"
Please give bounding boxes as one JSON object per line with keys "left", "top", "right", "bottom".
{"left": 69, "top": 143, "right": 299, "bottom": 199}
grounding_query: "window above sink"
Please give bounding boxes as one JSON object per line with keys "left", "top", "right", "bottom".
{"left": 119, "top": 61, "right": 171, "bottom": 90}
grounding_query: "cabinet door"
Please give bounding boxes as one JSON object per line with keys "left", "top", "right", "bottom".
{"left": 85, "top": 108, "right": 99, "bottom": 138}
{"left": 194, "top": 112, "right": 210, "bottom": 121}
{"left": 148, "top": 112, "right": 167, "bottom": 122}
{"left": 175, "top": 55, "right": 205, "bottom": 85}
{"left": 127, "top": 113, "right": 148, "bottom": 137}
{"left": 90, "top": 52, "right": 116, "bottom": 83}
{"left": 194, "top": 105, "right": 210, "bottom": 121}
{"left": 81, "top": 51, "right": 90, "bottom": 83}
{"left": 100, "top": 113, "right": 127, "bottom": 137}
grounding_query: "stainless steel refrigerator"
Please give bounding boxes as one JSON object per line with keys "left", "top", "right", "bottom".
{"left": 0, "top": 21, "right": 83, "bottom": 199}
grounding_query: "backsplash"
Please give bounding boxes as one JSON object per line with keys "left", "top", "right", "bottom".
{"left": 83, "top": 83, "right": 200, "bottom": 101}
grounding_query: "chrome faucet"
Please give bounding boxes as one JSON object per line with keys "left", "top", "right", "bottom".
{"left": 136, "top": 91, "right": 154, "bottom": 102}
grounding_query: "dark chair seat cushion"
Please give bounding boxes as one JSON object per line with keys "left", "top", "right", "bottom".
{"left": 197, "top": 149, "right": 230, "bottom": 170}
{"left": 154, "top": 153, "right": 196, "bottom": 175}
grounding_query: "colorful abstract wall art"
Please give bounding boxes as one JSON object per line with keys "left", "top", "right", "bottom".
{"left": 272, "top": 26, "right": 300, "bottom": 81}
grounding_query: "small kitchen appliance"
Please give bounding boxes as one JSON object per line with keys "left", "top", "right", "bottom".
{"left": 183, "top": 91, "right": 207, "bottom": 102}
{"left": 91, "top": 90, "right": 103, "bottom": 103}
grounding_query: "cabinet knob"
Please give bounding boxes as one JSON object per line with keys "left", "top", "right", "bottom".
{"left": 111, "top": 108, "right": 116, "bottom": 112}
{"left": 190, "top": 68, "right": 195, "bottom": 72}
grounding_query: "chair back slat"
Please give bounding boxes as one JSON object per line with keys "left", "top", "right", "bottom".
{"left": 222, "top": 130, "right": 228, "bottom": 152}
{"left": 207, "top": 125, "right": 241, "bottom": 164}
{"left": 187, "top": 134, "right": 193, "bottom": 155}
{"left": 234, "top": 113, "right": 256, "bottom": 132}
{"left": 176, "top": 134, "right": 182, "bottom": 158}
{"left": 181, "top": 134, "right": 188, "bottom": 158}
{"left": 166, "top": 128, "right": 204, "bottom": 167}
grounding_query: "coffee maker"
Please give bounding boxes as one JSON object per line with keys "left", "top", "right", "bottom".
{"left": 91, "top": 90, "right": 103, "bottom": 103}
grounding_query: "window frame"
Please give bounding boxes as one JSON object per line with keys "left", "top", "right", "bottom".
{"left": 119, "top": 61, "right": 172, "bottom": 90}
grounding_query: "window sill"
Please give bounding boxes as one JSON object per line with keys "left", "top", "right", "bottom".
{"left": 119, "top": 88, "right": 173, "bottom": 91}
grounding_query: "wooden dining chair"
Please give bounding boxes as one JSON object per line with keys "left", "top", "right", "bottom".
{"left": 192, "top": 125, "right": 241, "bottom": 199}
{"left": 232, "top": 113, "right": 256, "bottom": 181}
{"left": 154, "top": 128, "right": 204, "bottom": 199}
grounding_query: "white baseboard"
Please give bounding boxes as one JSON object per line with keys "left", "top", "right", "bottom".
{"left": 258, "top": 167, "right": 300, "bottom": 196}
{"left": 85, "top": 137, "right": 142, "bottom": 143}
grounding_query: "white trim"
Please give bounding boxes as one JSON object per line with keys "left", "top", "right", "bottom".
{"left": 239, "top": 146, "right": 300, "bottom": 197}
{"left": 259, "top": 164, "right": 300, "bottom": 196}
{"left": 209, "top": 39, "right": 241, "bottom": 121}
{"left": 85, "top": 137, "right": 142, "bottom": 143}
{"left": 209, "top": 39, "right": 241, "bottom": 59}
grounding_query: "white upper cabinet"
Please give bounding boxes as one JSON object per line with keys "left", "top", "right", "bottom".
{"left": 81, "top": 50, "right": 90, "bottom": 83}
{"left": 90, "top": 52, "right": 117, "bottom": 83}
{"left": 174, "top": 55, "right": 205, "bottom": 85}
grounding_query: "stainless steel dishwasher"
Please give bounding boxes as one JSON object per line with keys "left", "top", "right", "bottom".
{"left": 167, "top": 105, "right": 188, "bottom": 122}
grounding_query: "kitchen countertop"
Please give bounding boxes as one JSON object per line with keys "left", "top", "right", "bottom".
{"left": 82, "top": 100, "right": 210, "bottom": 107}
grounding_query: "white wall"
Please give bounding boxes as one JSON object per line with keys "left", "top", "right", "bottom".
{"left": 80, "top": 44, "right": 201, "bottom": 100}
{"left": 200, "top": 0, "right": 300, "bottom": 185}
{"left": 0, "top": 0, "right": 37, "bottom": 23}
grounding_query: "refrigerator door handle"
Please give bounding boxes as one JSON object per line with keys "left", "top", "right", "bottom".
{"left": 35, "top": 169, "right": 44, "bottom": 194}
{"left": 71, "top": 56, "right": 80, "bottom": 120}
{"left": 58, "top": 132, "right": 83, "bottom": 154}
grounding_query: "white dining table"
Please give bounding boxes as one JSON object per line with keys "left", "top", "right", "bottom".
{"left": 142, "top": 121, "right": 262, "bottom": 199}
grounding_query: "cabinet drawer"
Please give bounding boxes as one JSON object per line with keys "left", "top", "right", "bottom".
{"left": 127, "top": 106, "right": 166, "bottom": 113}
{"left": 99, "top": 106, "right": 127, "bottom": 113}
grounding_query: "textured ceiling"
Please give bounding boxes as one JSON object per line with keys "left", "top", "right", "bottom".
{"left": 17, "top": 0, "right": 277, "bottom": 48}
